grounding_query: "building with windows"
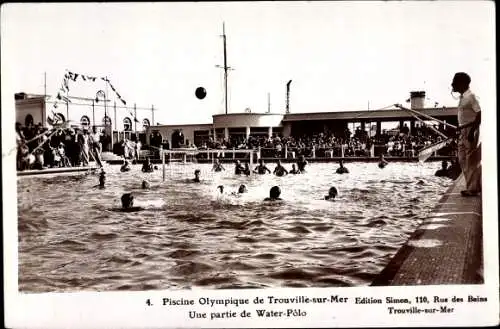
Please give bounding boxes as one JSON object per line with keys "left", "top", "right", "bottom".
{"left": 15, "top": 92, "right": 154, "bottom": 151}
{"left": 146, "top": 91, "right": 458, "bottom": 148}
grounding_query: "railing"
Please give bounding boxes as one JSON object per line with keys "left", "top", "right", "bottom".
{"left": 142, "top": 143, "right": 456, "bottom": 161}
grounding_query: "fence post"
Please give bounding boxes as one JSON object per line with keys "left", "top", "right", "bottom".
{"left": 285, "top": 145, "right": 288, "bottom": 159}
{"left": 258, "top": 146, "right": 261, "bottom": 160}
{"left": 312, "top": 146, "right": 316, "bottom": 158}
{"left": 370, "top": 144, "right": 375, "bottom": 158}
{"left": 233, "top": 147, "right": 236, "bottom": 160}
{"left": 341, "top": 144, "right": 345, "bottom": 158}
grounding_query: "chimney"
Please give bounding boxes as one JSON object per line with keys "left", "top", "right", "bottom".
{"left": 15, "top": 92, "right": 27, "bottom": 100}
{"left": 409, "top": 91, "right": 425, "bottom": 109}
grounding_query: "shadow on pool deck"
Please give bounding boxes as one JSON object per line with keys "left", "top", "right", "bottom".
{"left": 372, "top": 174, "right": 483, "bottom": 286}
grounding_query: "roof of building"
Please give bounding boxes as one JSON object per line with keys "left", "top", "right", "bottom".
{"left": 282, "top": 107, "right": 457, "bottom": 122}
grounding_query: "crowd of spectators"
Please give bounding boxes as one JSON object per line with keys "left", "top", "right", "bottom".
{"left": 16, "top": 119, "right": 456, "bottom": 171}
{"left": 184, "top": 123, "right": 456, "bottom": 159}
{"left": 15, "top": 121, "right": 109, "bottom": 171}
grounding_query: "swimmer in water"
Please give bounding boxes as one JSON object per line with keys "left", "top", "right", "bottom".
{"left": 243, "top": 162, "right": 251, "bottom": 176}
{"left": 378, "top": 154, "right": 388, "bottom": 169}
{"left": 141, "top": 157, "right": 154, "bottom": 173}
{"left": 119, "top": 193, "right": 143, "bottom": 212}
{"left": 234, "top": 160, "right": 245, "bottom": 175}
{"left": 264, "top": 186, "right": 283, "bottom": 201}
{"left": 120, "top": 159, "right": 131, "bottom": 172}
{"left": 97, "top": 171, "right": 106, "bottom": 188}
{"left": 141, "top": 180, "right": 151, "bottom": 189}
{"left": 217, "top": 185, "right": 224, "bottom": 194}
{"left": 297, "top": 155, "right": 308, "bottom": 173}
{"left": 231, "top": 184, "right": 248, "bottom": 196}
{"left": 253, "top": 159, "right": 271, "bottom": 174}
{"left": 238, "top": 184, "right": 248, "bottom": 193}
{"left": 273, "top": 160, "right": 289, "bottom": 177}
{"left": 435, "top": 160, "right": 450, "bottom": 177}
{"left": 336, "top": 159, "right": 349, "bottom": 174}
{"left": 212, "top": 158, "right": 225, "bottom": 172}
{"left": 193, "top": 169, "right": 201, "bottom": 183}
{"left": 447, "top": 158, "right": 461, "bottom": 180}
{"left": 289, "top": 164, "right": 301, "bottom": 174}
{"left": 324, "top": 186, "right": 338, "bottom": 200}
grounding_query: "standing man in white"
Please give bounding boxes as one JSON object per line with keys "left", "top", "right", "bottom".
{"left": 451, "top": 72, "right": 482, "bottom": 197}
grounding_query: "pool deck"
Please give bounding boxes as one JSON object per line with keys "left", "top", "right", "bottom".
{"left": 372, "top": 174, "right": 483, "bottom": 286}
{"left": 17, "top": 165, "right": 100, "bottom": 177}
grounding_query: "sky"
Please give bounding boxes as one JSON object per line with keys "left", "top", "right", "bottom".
{"left": 1, "top": 1, "right": 496, "bottom": 125}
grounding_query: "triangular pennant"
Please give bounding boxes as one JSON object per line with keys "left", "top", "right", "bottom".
{"left": 57, "top": 93, "right": 62, "bottom": 100}
{"left": 82, "top": 75, "right": 87, "bottom": 81}
{"left": 72, "top": 73, "right": 79, "bottom": 81}
{"left": 91, "top": 77, "right": 96, "bottom": 82}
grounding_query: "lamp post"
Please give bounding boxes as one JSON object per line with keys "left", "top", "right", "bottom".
{"left": 95, "top": 90, "right": 108, "bottom": 150}
{"left": 95, "top": 90, "right": 107, "bottom": 121}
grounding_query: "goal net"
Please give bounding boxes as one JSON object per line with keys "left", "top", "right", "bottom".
{"left": 160, "top": 148, "right": 258, "bottom": 181}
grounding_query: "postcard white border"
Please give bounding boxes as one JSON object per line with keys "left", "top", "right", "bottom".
{"left": 2, "top": 1, "right": 498, "bottom": 328}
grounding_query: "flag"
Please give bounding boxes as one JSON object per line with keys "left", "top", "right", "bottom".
{"left": 417, "top": 138, "right": 452, "bottom": 163}
{"left": 72, "top": 73, "right": 79, "bottom": 81}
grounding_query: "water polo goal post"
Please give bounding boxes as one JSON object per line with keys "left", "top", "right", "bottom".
{"left": 159, "top": 147, "right": 259, "bottom": 181}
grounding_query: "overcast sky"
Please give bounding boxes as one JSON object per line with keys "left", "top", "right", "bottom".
{"left": 1, "top": 1, "right": 495, "bottom": 125}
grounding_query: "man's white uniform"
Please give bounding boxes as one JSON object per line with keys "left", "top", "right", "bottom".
{"left": 457, "top": 89, "right": 481, "bottom": 192}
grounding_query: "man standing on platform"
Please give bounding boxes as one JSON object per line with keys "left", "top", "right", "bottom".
{"left": 451, "top": 72, "right": 481, "bottom": 197}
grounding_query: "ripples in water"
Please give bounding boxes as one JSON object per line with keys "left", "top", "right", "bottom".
{"left": 17, "top": 162, "right": 452, "bottom": 291}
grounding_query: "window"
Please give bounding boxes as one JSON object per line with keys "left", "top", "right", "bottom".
{"left": 103, "top": 116, "right": 112, "bottom": 126}
{"left": 80, "top": 115, "right": 90, "bottom": 127}
{"left": 142, "top": 118, "right": 151, "bottom": 131}
{"left": 123, "top": 117, "right": 132, "bottom": 131}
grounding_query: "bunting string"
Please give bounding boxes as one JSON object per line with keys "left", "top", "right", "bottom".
{"left": 49, "top": 69, "right": 135, "bottom": 124}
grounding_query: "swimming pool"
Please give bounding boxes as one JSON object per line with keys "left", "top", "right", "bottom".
{"left": 17, "top": 161, "right": 453, "bottom": 292}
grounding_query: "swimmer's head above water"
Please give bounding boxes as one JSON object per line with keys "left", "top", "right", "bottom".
{"left": 193, "top": 169, "right": 201, "bottom": 182}
{"left": 99, "top": 171, "right": 106, "bottom": 186}
{"left": 238, "top": 184, "right": 248, "bottom": 194}
{"left": 142, "top": 180, "right": 150, "bottom": 189}
{"left": 265, "top": 186, "right": 282, "bottom": 201}
{"left": 217, "top": 185, "right": 224, "bottom": 193}
{"left": 325, "top": 186, "right": 338, "bottom": 200}
{"left": 121, "top": 193, "right": 134, "bottom": 209}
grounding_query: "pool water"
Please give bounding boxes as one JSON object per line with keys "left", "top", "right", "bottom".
{"left": 17, "top": 161, "right": 453, "bottom": 292}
